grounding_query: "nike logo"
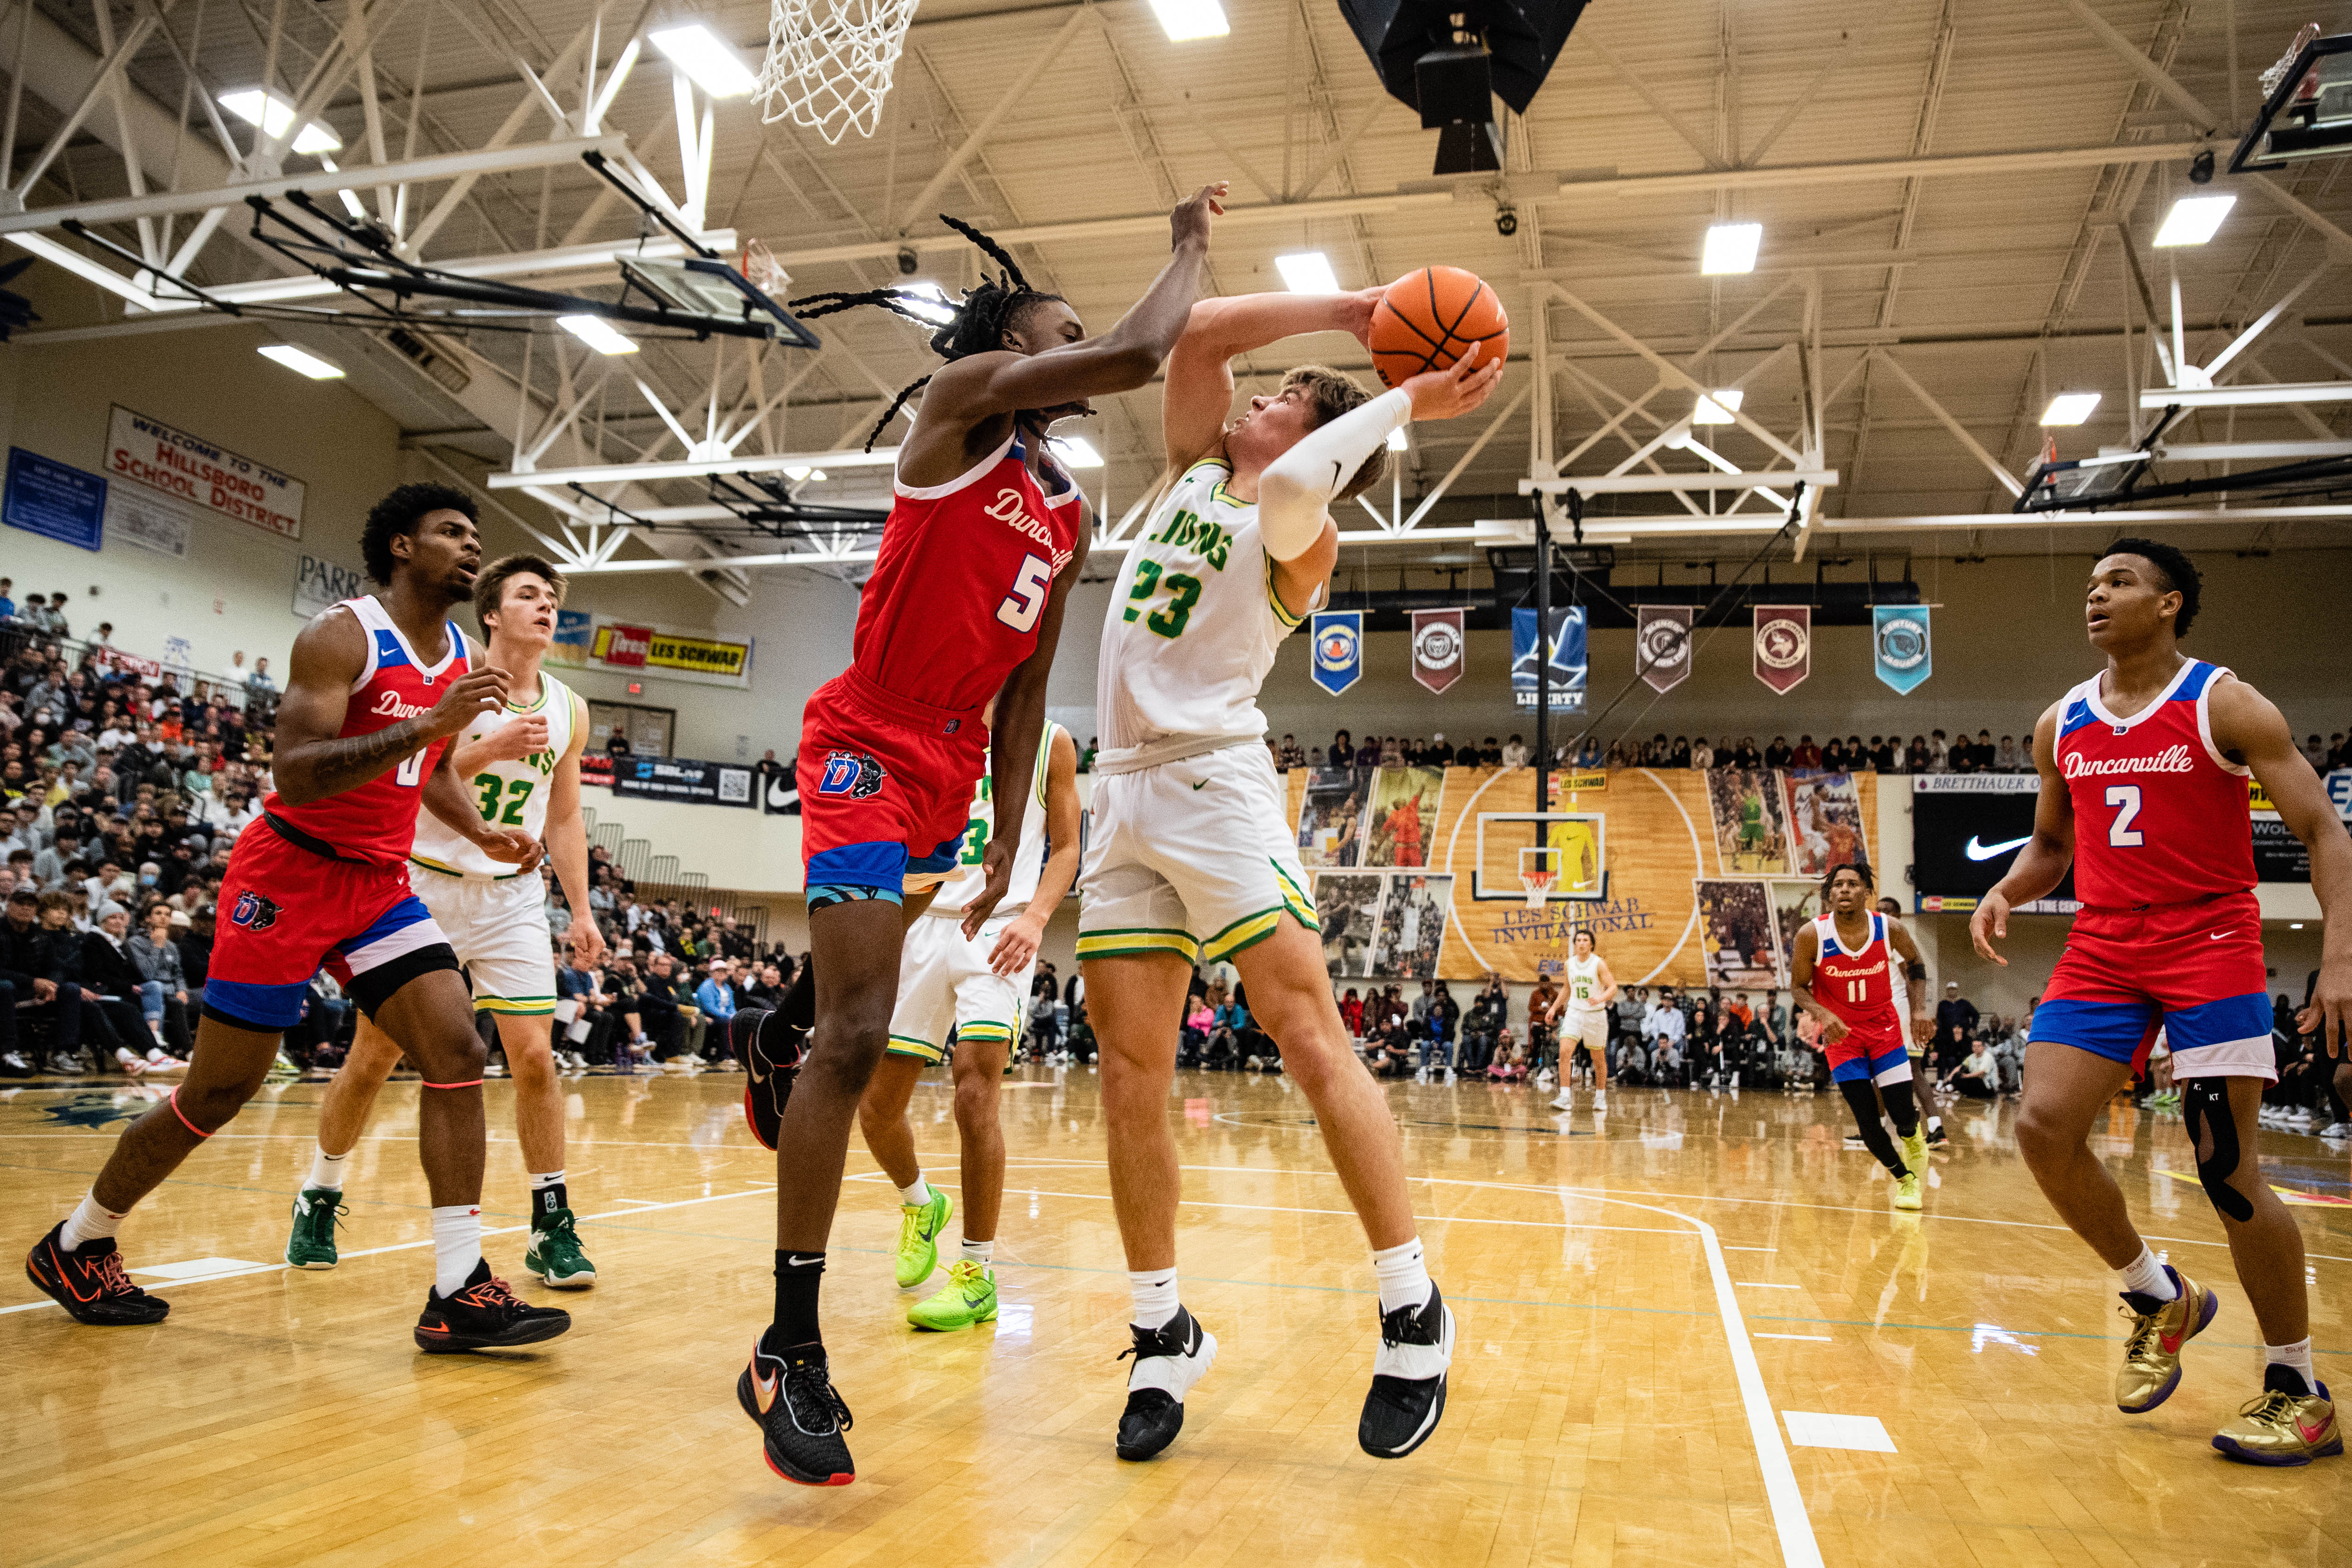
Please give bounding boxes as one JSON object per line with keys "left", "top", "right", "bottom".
{"left": 752, "top": 1365, "right": 780, "bottom": 1414}
{"left": 2159, "top": 1328, "right": 2187, "bottom": 1353}
{"left": 2298, "top": 1417, "right": 2332, "bottom": 1443}
{"left": 1191, "top": 781, "right": 1207, "bottom": 791}
{"left": 1964, "top": 834, "right": 2030, "bottom": 861}
{"left": 784, "top": 1254, "right": 823, "bottom": 1268}
{"left": 2209, "top": 931, "right": 2230, "bottom": 941}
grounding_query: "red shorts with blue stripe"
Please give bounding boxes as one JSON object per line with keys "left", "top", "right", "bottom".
{"left": 1826, "top": 1023, "right": 1912, "bottom": 1085}
{"left": 2029, "top": 888, "right": 2274, "bottom": 1081}
{"left": 799, "top": 669, "right": 984, "bottom": 903}
{"left": 205, "top": 816, "right": 453, "bottom": 1031}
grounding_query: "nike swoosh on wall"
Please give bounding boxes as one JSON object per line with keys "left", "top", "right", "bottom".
{"left": 1964, "top": 834, "right": 2031, "bottom": 861}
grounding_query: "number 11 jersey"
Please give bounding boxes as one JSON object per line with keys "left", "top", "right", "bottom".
{"left": 2054, "top": 659, "right": 2255, "bottom": 910}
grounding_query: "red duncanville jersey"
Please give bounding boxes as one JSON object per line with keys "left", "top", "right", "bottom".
{"left": 2055, "top": 659, "right": 2255, "bottom": 909}
{"left": 261, "top": 595, "right": 467, "bottom": 867}
{"left": 854, "top": 428, "right": 1086, "bottom": 715}
{"left": 1810, "top": 912, "right": 1907, "bottom": 1051}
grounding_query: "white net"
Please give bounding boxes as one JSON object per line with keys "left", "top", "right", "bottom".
{"left": 740, "top": 238, "right": 790, "bottom": 299}
{"left": 755, "top": 0, "right": 919, "bottom": 145}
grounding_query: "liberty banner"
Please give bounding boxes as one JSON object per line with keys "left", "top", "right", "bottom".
{"left": 1635, "top": 605, "right": 1693, "bottom": 693}
{"left": 1410, "top": 608, "right": 1465, "bottom": 693}
{"left": 1310, "top": 610, "right": 1363, "bottom": 696}
{"left": 1511, "top": 605, "right": 1587, "bottom": 711}
{"left": 1872, "top": 604, "right": 1933, "bottom": 694}
{"left": 1752, "top": 605, "right": 1811, "bottom": 695}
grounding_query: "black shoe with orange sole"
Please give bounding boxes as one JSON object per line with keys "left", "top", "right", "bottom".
{"left": 414, "top": 1258, "right": 572, "bottom": 1353}
{"left": 25, "top": 1223, "right": 170, "bottom": 1325}
{"left": 736, "top": 1009, "right": 807, "bottom": 1152}
{"left": 737, "top": 1334, "right": 856, "bottom": 1485}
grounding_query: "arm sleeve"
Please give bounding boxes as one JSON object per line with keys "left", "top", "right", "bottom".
{"left": 1254, "top": 387, "right": 1411, "bottom": 562}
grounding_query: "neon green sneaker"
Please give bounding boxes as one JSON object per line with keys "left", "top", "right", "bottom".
{"left": 1901, "top": 1127, "right": 1928, "bottom": 1177}
{"left": 284, "top": 1187, "right": 345, "bottom": 1269}
{"left": 908, "top": 1259, "right": 998, "bottom": 1331}
{"left": 524, "top": 1205, "right": 598, "bottom": 1288}
{"left": 1892, "top": 1171, "right": 1923, "bottom": 1210}
{"left": 894, "top": 1187, "right": 953, "bottom": 1288}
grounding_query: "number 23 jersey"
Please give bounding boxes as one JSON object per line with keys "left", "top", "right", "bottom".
{"left": 2054, "top": 659, "right": 2255, "bottom": 909}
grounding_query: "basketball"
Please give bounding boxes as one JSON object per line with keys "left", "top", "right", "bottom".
{"left": 1368, "top": 266, "right": 1509, "bottom": 390}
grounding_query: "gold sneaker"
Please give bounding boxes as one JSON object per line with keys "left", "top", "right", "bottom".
{"left": 2213, "top": 1369, "right": 2341, "bottom": 1466}
{"left": 2114, "top": 1265, "right": 2218, "bottom": 1413}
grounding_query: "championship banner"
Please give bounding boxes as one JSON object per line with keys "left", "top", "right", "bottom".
{"left": 1752, "top": 605, "right": 1811, "bottom": 695}
{"left": 1511, "top": 605, "right": 1586, "bottom": 711}
{"left": 1635, "top": 605, "right": 1692, "bottom": 693}
{"left": 1310, "top": 610, "right": 1362, "bottom": 696}
{"left": 1872, "top": 604, "right": 1932, "bottom": 694}
{"left": 1410, "top": 608, "right": 1464, "bottom": 694}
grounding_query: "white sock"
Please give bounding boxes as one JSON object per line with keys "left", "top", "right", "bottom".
{"left": 2266, "top": 1337, "right": 2316, "bottom": 1390}
{"left": 307, "top": 1147, "right": 347, "bottom": 1192}
{"left": 1371, "top": 1236, "right": 1434, "bottom": 1315}
{"left": 430, "top": 1204, "right": 482, "bottom": 1297}
{"left": 960, "top": 1237, "right": 994, "bottom": 1268}
{"left": 897, "top": 1175, "right": 933, "bottom": 1208}
{"left": 60, "top": 1191, "right": 126, "bottom": 1250}
{"left": 1130, "top": 1269, "right": 1180, "bottom": 1330}
{"left": 530, "top": 1169, "right": 565, "bottom": 1190}
{"left": 2118, "top": 1246, "right": 2177, "bottom": 1301}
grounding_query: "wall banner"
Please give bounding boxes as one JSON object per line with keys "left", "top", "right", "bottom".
{"left": 106, "top": 405, "right": 304, "bottom": 539}
{"left": 105, "top": 484, "right": 195, "bottom": 558}
{"left": 292, "top": 553, "right": 367, "bottom": 621}
{"left": 1872, "top": 604, "right": 1932, "bottom": 694}
{"left": 1310, "top": 610, "right": 1362, "bottom": 696}
{"left": 1752, "top": 605, "right": 1811, "bottom": 695}
{"left": 611, "top": 755, "right": 754, "bottom": 807}
{"left": 1410, "top": 608, "right": 1464, "bottom": 694}
{"left": 572, "top": 618, "right": 754, "bottom": 687}
{"left": 1635, "top": 605, "right": 1692, "bottom": 693}
{"left": 4, "top": 447, "right": 106, "bottom": 551}
{"left": 1510, "top": 605, "right": 1586, "bottom": 710}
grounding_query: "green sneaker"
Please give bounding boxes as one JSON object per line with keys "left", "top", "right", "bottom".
{"left": 908, "top": 1259, "right": 998, "bottom": 1331}
{"left": 893, "top": 1187, "right": 953, "bottom": 1289}
{"left": 1900, "top": 1127, "right": 1928, "bottom": 1177}
{"left": 265, "top": 1052, "right": 299, "bottom": 1084}
{"left": 524, "top": 1205, "right": 598, "bottom": 1288}
{"left": 284, "top": 1187, "right": 345, "bottom": 1269}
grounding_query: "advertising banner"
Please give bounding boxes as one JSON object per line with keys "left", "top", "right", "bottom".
{"left": 106, "top": 405, "right": 304, "bottom": 539}
{"left": 105, "top": 484, "right": 194, "bottom": 558}
{"left": 585, "top": 619, "right": 754, "bottom": 687}
{"left": 4, "top": 448, "right": 106, "bottom": 550}
{"left": 546, "top": 609, "right": 595, "bottom": 667}
{"left": 292, "top": 553, "right": 366, "bottom": 621}
{"left": 611, "top": 755, "right": 754, "bottom": 807}
{"left": 1752, "top": 605, "right": 1811, "bottom": 695}
{"left": 1310, "top": 610, "right": 1362, "bottom": 696}
{"left": 1510, "top": 605, "right": 1586, "bottom": 711}
{"left": 1635, "top": 605, "right": 1692, "bottom": 693}
{"left": 1409, "top": 607, "right": 1465, "bottom": 693}
{"left": 1871, "top": 604, "right": 1932, "bottom": 694}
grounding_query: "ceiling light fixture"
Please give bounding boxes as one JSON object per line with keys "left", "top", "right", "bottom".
{"left": 2039, "top": 392, "right": 2102, "bottom": 425}
{"left": 1050, "top": 435, "right": 1104, "bottom": 468}
{"left": 1701, "top": 222, "right": 1761, "bottom": 275}
{"left": 556, "top": 314, "right": 641, "bottom": 355}
{"left": 1692, "top": 389, "right": 1744, "bottom": 424}
{"left": 2153, "top": 193, "right": 2235, "bottom": 247}
{"left": 218, "top": 88, "right": 341, "bottom": 155}
{"left": 649, "top": 25, "right": 758, "bottom": 98}
{"left": 895, "top": 281, "right": 957, "bottom": 325}
{"left": 1275, "top": 252, "right": 1341, "bottom": 294}
{"left": 1147, "top": 0, "right": 1229, "bottom": 41}
{"left": 257, "top": 344, "right": 344, "bottom": 379}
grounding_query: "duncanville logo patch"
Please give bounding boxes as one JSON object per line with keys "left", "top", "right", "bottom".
{"left": 231, "top": 890, "right": 281, "bottom": 930}
{"left": 817, "top": 751, "right": 885, "bottom": 799}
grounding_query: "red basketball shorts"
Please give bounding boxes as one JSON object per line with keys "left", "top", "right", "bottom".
{"left": 799, "top": 669, "right": 984, "bottom": 906}
{"left": 2030, "top": 889, "right": 2274, "bottom": 1081}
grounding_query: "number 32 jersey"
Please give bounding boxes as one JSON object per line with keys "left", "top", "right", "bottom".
{"left": 409, "top": 668, "right": 577, "bottom": 879}
{"left": 2055, "top": 658, "right": 2256, "bottom": 910}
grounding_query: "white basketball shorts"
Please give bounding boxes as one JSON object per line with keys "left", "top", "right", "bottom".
{"left": 408, "top": 865, "right": 557, "bottom": 1016}
{"left": 886, "top": 912, "right": 1032, "bottom": 1065}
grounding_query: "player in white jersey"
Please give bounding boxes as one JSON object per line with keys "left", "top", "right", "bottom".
{"left": 853, "top": 707, "right": 1079, "bottom": 1332}
{"left": 1550, "top": 930, "right": 1618, "bottom": 1113}
{"left": 284, "top": 555, "right": 606, "bottom": 1287}
{"left": 1078, "top": 287, "right": 1500, "bottom": 1464}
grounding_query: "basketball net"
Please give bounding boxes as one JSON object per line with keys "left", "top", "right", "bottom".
{"left": 755, "top": 0, "right": 919, "bottom": 145}
{"left": 739, "top": 238, "right": 790, "bottom": 298}
{"left": 1521, "top": 870, "right": 1555, "bottom": 911}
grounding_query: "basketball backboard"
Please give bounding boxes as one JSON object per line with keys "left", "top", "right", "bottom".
{"left": 2229, "top": 28, "right": 2352, "bottom": 174}
{"left": 1469, "top": 811, "right": 1607, "bottom": 903}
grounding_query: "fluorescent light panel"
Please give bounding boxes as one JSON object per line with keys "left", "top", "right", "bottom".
{"left": 2153, "top": 194, "right": 2235, "bottom": 247}
{"left": 1701, "top": 222, "right": 1761, "bottom": 274}
{"left": 1050, "top": 435, "right": 1104, "bottom": 468}
{"left": 1692, "top": 388, "right": 1744, "bottom": 424}
{"left": 2040, "top": 392, "right": 2101, "bottom": 425}
{"left": 1275, "top": 251, "right": 1340, "bottom": 294}
{"left": 896, "top": 282, "right": 957, "bottom": 325}
{"left": 1148, "top": 0, "right": 1229, "bottom": 41}
{"left": 556, "top": 313, "right": 640, "bottom": 355}
{"left": 649, "top": 25, "right": 758, "bottom": 98}
{"left": 217, "top": 88, "right": 340, "bottom": 154}
{"left": 257, "top": 344, "right": 344, "bottom": 379}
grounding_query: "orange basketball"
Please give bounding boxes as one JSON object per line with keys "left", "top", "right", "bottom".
{"left": 1367, "top": 266, "right": 1508, "bottom": 390}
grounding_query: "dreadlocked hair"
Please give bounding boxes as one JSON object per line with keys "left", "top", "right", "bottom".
{"left": 788, "top": 214, "right": 1067, "bottom": 450}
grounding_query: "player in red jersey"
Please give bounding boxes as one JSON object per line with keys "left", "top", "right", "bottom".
{"left": 1789, "top": 863, "right": 1934, "bottom": 1211}
{"left": 23, "top": 485, "right": 571, "bottom": 1354}
{"left": 724, "top": 189, "right": 1225, "bottom": 1487}
{"left": 1973, "top": 538, "right": 2350, "bottom": 1466}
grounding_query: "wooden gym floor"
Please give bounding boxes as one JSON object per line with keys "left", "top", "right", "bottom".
{"left": 1, "top": 1067, "right": 2346, "bottom": 1567}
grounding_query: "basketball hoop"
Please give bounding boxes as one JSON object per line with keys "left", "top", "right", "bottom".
{"left": 739, "top": 238, "right": 790, "bottom": 299}
{"left": 1520, "top": 870, "right": 1555, "bottom": 911}
{"left": 755, "top": 0, "right": 919, "bottom": 145}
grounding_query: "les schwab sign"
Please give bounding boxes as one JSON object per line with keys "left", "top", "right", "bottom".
{"left": 106, "top": 405, "right": 305, "bottom": 540}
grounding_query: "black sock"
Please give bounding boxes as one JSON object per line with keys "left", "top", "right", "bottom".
{"left": 1838, "top": 1079, "right": 1907, "bottom": 1178}
{"left": 765, "top": 1250, "right": 825, "bottom": 1354}
{"left": 534, "top": 1182, "right": 568, "bottom": 1219}
{"left": 1881, "top": 1079, "right": 1921, "bottom": 1139}
{"left": 781, "top": 959, "right": 817, "bottom": 1033}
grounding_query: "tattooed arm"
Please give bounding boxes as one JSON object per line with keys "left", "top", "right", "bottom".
{"left": 270, "top": 606, "right": 509, "bottom": 807}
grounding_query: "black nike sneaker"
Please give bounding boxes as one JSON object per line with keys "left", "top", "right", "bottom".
{"left": 736, "top": 1008, "right": 807, "bottom": 1152}
{"left": 1358, "top": 1282, "right": 1455, "bottom": 1458}
{"left": 24, "top": 1223, "right": 169, "bottom": 1325}
{"left": 737, "top": 1335, "right": 856, "bottom": 1485}
{"left": 413, "top": 1258, "right": 572, "bottom": 1353}
{"left": 1115, "top": 1305, "right": 1217, "bottom": 1460}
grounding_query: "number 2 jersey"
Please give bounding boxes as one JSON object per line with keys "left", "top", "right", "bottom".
{"left": 2054, "top": 659, "right": 2255, "bottom": 909}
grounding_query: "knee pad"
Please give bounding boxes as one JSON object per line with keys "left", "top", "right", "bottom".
{"left": 2181, "top": 1078, "right": 2254, "bottom": 1223}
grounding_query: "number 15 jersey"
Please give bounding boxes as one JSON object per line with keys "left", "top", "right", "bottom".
{"left": 2055, "top": 659, "right": 2255, "bottom": 910}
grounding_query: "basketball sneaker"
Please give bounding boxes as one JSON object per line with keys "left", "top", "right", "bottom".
{"left": 2212, "top": 1366, "right": 2342, "bottom": 1466}
{"left": 413, "top": 1259, "right": 572, "bottom": 1353}
{"left": 1116, "top": 1305, "right": 1217, "bottom": 1460}
{"left": 1900, "top": 1127, "right": 1928, "bottom": 1176}
{"left": 737, "top": 1336, "right": 855, "bottom": 1485}
{"left": 1892, "top": 1171, "right": 1923, "bottom": 1210}
{"left": 1924, "top": 1118, "right": 1949, "bottom": 1147}
{"left": 908, "top": 1259, "right": 998, "bottom": 1331}
{"left": 2114, "top": 1264, "right": 2218, "bottom": 1412}
{"left": 894, "top": 1187, "right": 953, "bottom": 1288}
{"left": 24, "top": 1223, "right": 169, "bottom": 1325}
{"left": 1359, "top": 1283, "right": 1455, "bottom": 1458}
{"left": 524, "top": 1205, "right": 598, "bottom": 1288}
{"left": 735, "top": 1008, "right": 807, "bottom": 1152}
{"left": 284, "top": 1188, "right": 345, "bottom": 1269}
